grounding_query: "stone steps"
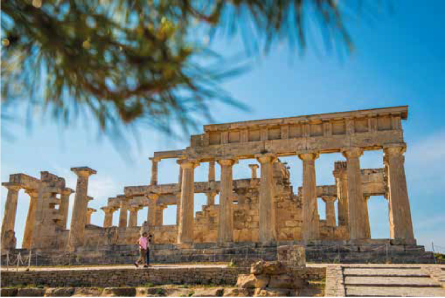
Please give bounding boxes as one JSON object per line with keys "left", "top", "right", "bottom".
{"left": 345, "top": 276, "right": 441, "bottom": 287}
{"left": 346, "top": 286, "right": 445, "bottom": 297}
{"left": 343, "top": 266, "right": 445, "bottom": 297}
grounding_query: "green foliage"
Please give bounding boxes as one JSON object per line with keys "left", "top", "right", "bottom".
{"left": 1, "top": 0, "right": 363, "bottom": 141}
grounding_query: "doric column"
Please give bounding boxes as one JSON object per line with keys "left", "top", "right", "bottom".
{"left": 217, "top": 159, "right": 236, "bottom": 244}
{"left": 175, "top": 193, "right": 181, "bottom": 226}
{"left": 22, "top": 189, "right": 39, "bottom": 249}
{"left": 86, "top": 208, "right": 96, "bottom": 225}
{"left": 206, "top": 192, "right": 216, "bottom": 205}
{"left": 363, "top": 195, "right": 371, "bottom": 238}
{"left": 298, "top": 153, "right": 320, "bottom": 241}
{"left": 147, "top": 193, "right": 159, "bottom": 226}
{"left": 342, "top": 148, "right": 368, "bottom": 240}
{"left": 384, "top": 145, "right": 414, "bottom": 242}
{"left": 322, "top": 196, "right": 337, "bottom": 227}
{"left": 177, "top": 160, "right": 199, "bottom": 244}
{"left": 249, "top": 164, "right": 259, "bottom": 179}
{"left": 208, "top": 160, "right": 216, "bottom": 182}
{"left": 333, "top": 161, "right": 349, "bottom": 227}
{"left": 1, "top": 184, "right": 20, "bottom": 249}
{"left": 101, "top": 207, "right": 115, "bottom": 227}
{"left": 155, "top": 205, "right": 166, "bottom": 226}
{"left": 129, "top": 206, "right": 140, "bottom": 227}
{"left": 59, "top": 188, "right": 74, "bottom": 229}
{"left": 67, "top": 167, "right": 96, "bottom": 250}
{"left": 178, "top": 167, "right": 183, "bottom": 190}
{"left": 256, "top": 154, "right": 277, "bottom": 244}
{"left": 119, "top": 201, "right": 128, "bottom": 228}
{"left": 150, "top": 157, "right": 159, "bottom": 186}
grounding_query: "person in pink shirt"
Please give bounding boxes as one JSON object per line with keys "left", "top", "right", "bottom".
{"left": 134, "top": 232, "right": 149, "bottom": 268}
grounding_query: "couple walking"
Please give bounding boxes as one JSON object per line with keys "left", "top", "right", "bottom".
{"left": 134, "top": 232, "right": 152, "bottom": 268}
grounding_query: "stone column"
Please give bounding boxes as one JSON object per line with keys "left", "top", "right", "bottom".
{"left": 67, "top": 167, "right": 96, "bottom": 250}
{"left": 22, "top": 189, "right": 39, "bottom": 249}
{"left": 101, "top": 207, "right": 114, "bottom": 227}
{"left": 86, "top": 208, "right": 96, "bottom": 225}
{"left": 342, "top": 148, "right": 368, "bottom": 240}
{"left": 178, "top": 167, "right": 183, "bottom": 189}
{"left": 150, "top": 158, "right": 159, "bottom": 186}
{"left": 147, "top": 193, "right": 159, "bottom": 226}
{"left": 129, "top": 206, "right": 140, "bottom": 227}
{"left": 298, "top": 153, "right": 320, "bottom": 241}
{"left": 208, "top": 160, "right": 216, "bottom": 182}
{"left": 59, "top": 188, "right": 74, "bottom": 229}
{"left": 206, "top": 192, "right": 216, "bottom": 205}
{"left": 119, "top": 201, "right": 128, "bottom": 228}
{"left": 249, "top": 164, "right": 259, "bottom": 179}
{"left": 364, "top": 195, "right": 371, "bottom": 239}
{"left": 177, "top": 160, "right": 199, "bottom": 244}
{"left": 333, "top": 161, "right": 349, "bottom": 227}
{"left": 175, "top": 193, "right": 181, "bottom": 226}
{"left": 1, "top": 184, "right": 20, "bottom": 249}
{"left": 217, "top": 159, "right": 236, "bottom": 244}
{"left": 155, "top": 205, "right": 166, "bottom": 226}
{"left": 384, "top": 145, "right": 414, "bottom": 242}
{"left": 322, "top": 196, "right": 337, "bottom": 227}
{"left": 257, "top": 154, "right": 277, "bottom": 244}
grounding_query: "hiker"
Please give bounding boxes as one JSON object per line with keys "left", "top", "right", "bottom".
{"left": 134, "top": 232, "right": 149, "bottom": 268}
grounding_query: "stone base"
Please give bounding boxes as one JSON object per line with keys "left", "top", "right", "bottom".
{"left": 0, "top": 240, "right": 434, "bottom": 266}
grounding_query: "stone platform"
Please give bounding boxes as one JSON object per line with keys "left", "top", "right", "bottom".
{"left": 1, "top": 240, "right": 435, "bottom": 267}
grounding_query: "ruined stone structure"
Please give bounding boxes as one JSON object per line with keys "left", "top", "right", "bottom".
{"left": 1, "top": 106, "right": 432, "bottom": 264}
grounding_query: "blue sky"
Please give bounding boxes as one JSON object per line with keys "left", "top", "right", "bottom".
{"left": 1, "top": 0, "right": 444, "bottom": 252}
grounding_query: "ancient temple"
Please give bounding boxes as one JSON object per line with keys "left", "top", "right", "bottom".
{"left": 2, "top": 106, "right": 432, "bottom": 264}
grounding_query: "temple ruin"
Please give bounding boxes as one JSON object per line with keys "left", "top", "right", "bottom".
{"left": 1, "top": 106, "right": 434, "bottom": 264}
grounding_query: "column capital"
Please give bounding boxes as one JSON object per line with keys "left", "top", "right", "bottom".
{"left": 256, "top": 153, "right": 277, "bottom": 164}
{"left": 101, "top": 206, "right": 115, "bottom": 213}
{"left": 322, "top": 196, "right": 337, "bottom": 203}
{"left": 71, "top": 167, "right": 97, "bottom": 177}
{"left": 177, "top": 159, "right": 200, "bottom": 169}
{"left": 149, "top": 157, "right": 161, "bottom": 162}
{"left": 298, "top": 152, "right": 319, "bottom": 161}
{"left": 87, "top": 208, "right": 97, "bottom": 214}
{"left": 342, "top": 148, "right": 363, "bottom": 159}
{"left": 147, "top": 192, "right": 159, "bottom": 200}
{"left": 129, "top": 205, "right": 142, "bottom": 212}
{"left": 25, "top": 189, "right": 39, "bottom": 198}
{"left": 217, "top": 158, "right": 238, "bottom": 166}
{"left": 384, "top": 144, "right": 406, "bottom": 156}
{"left": 2, "top": 183, "right": 21, "bottom": 191}
{"left": 248, "top": 164, "right": 259, "bottom": 170}
{"left": 61, "top": 187, "right": 75, "bottom": 196}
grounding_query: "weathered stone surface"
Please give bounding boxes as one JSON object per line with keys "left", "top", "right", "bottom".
{"left": 262, "top": 261, "right": 286, "bottom": 275}
{"left": 101, "top": 287, "right": 137, "bottom": 297}
{"left": 1, "top": 288, "right": 18, "bottom": 297}
{"left": 72, "top": 287, "right": 103, "bottom": 297}
{"left": 44, "top": 287, "right": 75, "bottom": 297}
{"left": 16, "top": 288, "right": 46, "bottom": 297}
{"left": 192, "top": 288, "right": 224, "bottom": 297}
{"left": 236, "top": 274, "right": 270, "bottom": 289}
{"left": 222, "top": 288, "right": 250, "bottom": 297}
{"left": 253, "top": 288, "right": 290, "bottom": 297}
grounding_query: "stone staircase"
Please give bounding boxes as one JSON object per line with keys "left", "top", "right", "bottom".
{"left": 343, "top": 266, "right": 445, "bottom": 297}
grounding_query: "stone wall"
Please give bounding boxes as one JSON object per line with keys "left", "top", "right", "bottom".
{"left": 0, "top": 267, "right": 250, "bottom": 288}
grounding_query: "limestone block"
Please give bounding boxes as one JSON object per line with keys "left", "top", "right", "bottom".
{"left": 277, "top": 245, "right": 306, "bottom": 268}
{"left": 262, "top": 261, "right": 286, "bottom": 275}
{"left": 1, "top": 288, "right": 17, "bottom": 297}
{"left": 251, "top": 261, "right": 264, "bottom": 275}
{"left": 269, "top": 274, "right": 305, "bottom": 289}
{"left": 192, "top": 288, "right": 224, "bottom": 297}
{"left": 253, "top": 288, "right": 290, "bottom": 297}
{"left": 16, "top": 288, "right": 46, "bottom": 297}
{"left": 73, "top": 287, "right": 103, "bottom": 297}
{"left": 100, "top": 287, "right": 136, "bottom": 297}
{"left": 44, "top": 287, "right": 75, "bottom": 297}
{"left": 236, "top": 274, "right": 270, "bottom": 289}
{"left": 222, "top": 288, "right": 250, "bottom": 297}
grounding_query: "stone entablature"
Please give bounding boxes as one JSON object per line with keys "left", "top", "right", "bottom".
{"left": 187, "top": 106, "right": 407, "bottom": 160}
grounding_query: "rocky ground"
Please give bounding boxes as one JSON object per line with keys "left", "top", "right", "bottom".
{"left": 1, "top": 283, "right": 324, "bottom": 297}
